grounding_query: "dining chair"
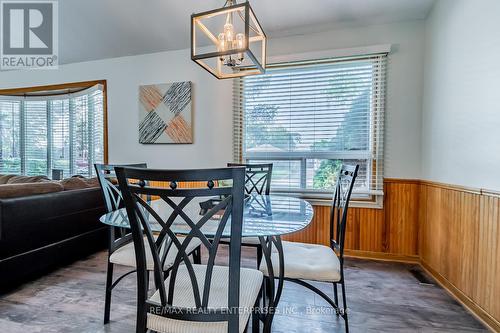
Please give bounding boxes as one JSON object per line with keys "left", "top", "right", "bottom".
{"left": 94, "top": 163, "right": 202, "bottom": 324}
{"left": 259, "top": 164, "right": 359, "bottom": 333}
{"left": 115, "top": 166, "right": 263, "bottom": 333}
{"left": 226, "top": 163, "right": 273, "bottom": 267}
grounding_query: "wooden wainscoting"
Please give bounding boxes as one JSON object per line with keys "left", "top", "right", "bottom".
{"left": 282, "top": 179, "right": 421, "bottom": 262}
{"left": 419, "top": 181, "right": 500, "bottom": 332}
{"left": 281, "top": 178, "right": 500, "bottom": 330}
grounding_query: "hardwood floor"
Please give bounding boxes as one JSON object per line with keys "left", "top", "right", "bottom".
{"left": 0, "top": 247, "right": 487, "bottom": 333}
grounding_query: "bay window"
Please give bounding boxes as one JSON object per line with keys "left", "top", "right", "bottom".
{"left": 0, "top": 82, "right": 106, "bottom": 178}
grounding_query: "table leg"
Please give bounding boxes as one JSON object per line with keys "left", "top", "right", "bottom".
{"left": 258, "top": 235, "right": 285, "bottom": 333}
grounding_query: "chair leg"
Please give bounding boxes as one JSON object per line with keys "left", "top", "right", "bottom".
{"left": 252, "top": 310, "right": 260, "bottom": 333}
{"left": 252, "top": 290, "right": 261, "bottom": 333}
{"left": 193, "top": 246, "right": 201, "bottom": 264}
{"left": 333, "top": 283, "right": 339, "bottom": 316}
{"left": 135, "top": 262, "right": 150, "bottom": 333}
{"left": 136, "top": 281, "right": 148, "bottom": 333}
{"left": 103, "top": 261, "right": 114, "bottom": 324}
{"left": 261, "top": 278, "right": 266, "bottom": 308}
{"left": 341, "top": 281, "right": 349, "bottom": 333}
{"left": 256, "top": 245, "right": 263, "bottom": 269}
{"left": 264, "top": 277, "right": 272, "bottom": 304}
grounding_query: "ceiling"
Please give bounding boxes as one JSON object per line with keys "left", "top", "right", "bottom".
{"left": 59, "top": 0, "right": 436, "bottom": 64}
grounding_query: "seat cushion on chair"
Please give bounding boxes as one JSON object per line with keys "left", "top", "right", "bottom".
{"left": 109, "top": 236, "right": 202, "bottom": 271}
{"left": 241, "top": 237, "right": 261, "bottom": 245}
{"left": 259, "top": 241, "right": 341, "bottom": 282}
{"left": 147, "top": 265, "right": 263, "bottom": 333}
{"left": 220, "top": 236, "right": 261, "bottom": 246}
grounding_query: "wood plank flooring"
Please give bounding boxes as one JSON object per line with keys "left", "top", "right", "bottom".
{"left": 0, "top": 247, "right": 487, "bottom": 332}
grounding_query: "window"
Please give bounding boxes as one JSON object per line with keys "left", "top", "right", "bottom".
{"left": 233, "top": 55, "right": 386, "bottom": 202}
{"left": 0, "top": 82, "right": 106, "bottom": 178}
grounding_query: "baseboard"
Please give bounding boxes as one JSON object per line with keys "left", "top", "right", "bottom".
{"left": 344, "top": 250, "right": 419, "bottom": 264}
{"left": 421, "top": 260, "right": 499, "bottom": 333}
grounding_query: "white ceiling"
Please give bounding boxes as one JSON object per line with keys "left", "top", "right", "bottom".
{"left": 60, "top": 0, "right": 436, "bottom": 64}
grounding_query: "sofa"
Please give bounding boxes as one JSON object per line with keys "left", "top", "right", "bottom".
{"left": 0, "top": 175, "right": 107, "bottom": 291}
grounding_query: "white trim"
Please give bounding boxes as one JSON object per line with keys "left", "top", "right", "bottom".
{"left": 267, "top": 44, "right": 392, "bottom": 65}
{"left": 272, "top": 192, "right": 384, "bottom": 209}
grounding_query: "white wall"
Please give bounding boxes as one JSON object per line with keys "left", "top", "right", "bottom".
{"left": 0, "top": 20, "right": 425, "bottom": 178}
{"left": 422, "top": 0, "right": 500, "bottom": 190}
{"left": 269, "top": 21, "right": 426, "bottom": 179}
{"left": 0, "top": 51, "right": 234, "bottom": 169}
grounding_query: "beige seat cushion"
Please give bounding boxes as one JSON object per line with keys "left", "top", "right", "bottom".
{"left": 259, "top": 241, "right": 341, "bottom": 282}
{"left": 109, "top": 236, "right": 202, "bottom": 271}
{"left": 148, "top": 265, "right": 263, "bottom": 333}
{"left": 221, "top": 236, "right": 261, "bottom": 246}
{"left": 241, "top": 237, "right": 261, "bottom": 245}
{"left": 0, "top": 182, "right": 64, "bottom": 199}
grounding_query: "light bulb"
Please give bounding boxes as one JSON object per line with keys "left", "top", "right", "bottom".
{"left": 224, "top": 23, "right": 234, "bottom": 43}
{"left": 218, "top": 33, "right": 226, "bottom": 51}
{"left": 236, "top": 33, "right": 244, "bottom": 49}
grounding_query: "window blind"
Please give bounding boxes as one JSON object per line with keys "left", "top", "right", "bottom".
{"left": 0, "top": 84, "right": 105, "bottom": 178}
{"left": 233, "top": 54, "right": 386, "bottom": 199}
{"left": 0, "top": 100, "right": 21, "bottom": 174}
{"left": 24, "top": 100, "right": 48, "bottom": 175}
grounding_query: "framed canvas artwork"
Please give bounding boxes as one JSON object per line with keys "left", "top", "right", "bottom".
{"left": 138, "top": 81, "right": 193, "bottom": 144}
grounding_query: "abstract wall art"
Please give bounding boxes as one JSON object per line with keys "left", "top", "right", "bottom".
{"left": 138, "top": 81, "right": 193, "bottom": 144}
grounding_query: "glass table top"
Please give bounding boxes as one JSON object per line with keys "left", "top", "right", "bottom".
{"left": 99, "top": 195, "right": 313, "bottom": 238}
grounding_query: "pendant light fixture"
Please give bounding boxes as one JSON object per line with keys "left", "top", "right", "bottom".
{"left": 191, "top": 0, "right": 266, "bottom": 79}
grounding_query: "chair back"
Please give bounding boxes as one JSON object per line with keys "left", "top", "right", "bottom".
{"left": 95, "top": 163, "right": 147, "bottom": 254}
{"left": 94, "top": 163, "right": 148, "bottom": 213}
{"left": 228, "top": 163, "right": 273, "bottom": 195}
{"left": 115, "top": 166, "right": 246, "bottom": 332}
{"left": 329, "top": 164, "right": 359, "bottom": 261}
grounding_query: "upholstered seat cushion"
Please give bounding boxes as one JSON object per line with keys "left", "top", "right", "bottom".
{"left": 259, "top": 241, "right": 341, "bottom": 282}
{"left": 148, "top": 265, "right": 263, "bottom": 333}
{"left": 221, "top": 236, "right": 261, "bottom": 246}
{"left": 109, "top": 236, "right": 202, "bottom": 271}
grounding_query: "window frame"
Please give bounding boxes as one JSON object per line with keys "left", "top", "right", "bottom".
{"left": 0, "top": 80, "right": 108, "bottom": 177}
{"left": 233, "top": 55, "right": 386, "bottom": 208}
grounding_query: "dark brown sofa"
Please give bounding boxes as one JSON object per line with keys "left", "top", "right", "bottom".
{"left": 0, "top": 175, "right": 107, "bottom": 291}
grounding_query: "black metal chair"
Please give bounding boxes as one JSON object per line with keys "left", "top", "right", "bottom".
{"left": 259, "top": 164, "right": 359, "bottom": 333}
{"left": 115, "top": 166, "right": 263, "bottom": 333}
{"left": 227, "top": 163, "right": 273, "bottom": 196}
{"left": 94, "top": 163, "right": 202, "bottom": 325}
{"left": 226, "top": 163, "right": 273, "bottom": 267}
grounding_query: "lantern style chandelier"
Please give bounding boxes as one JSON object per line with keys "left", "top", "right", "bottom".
{"left": 191, "top": 0, "right": 266, "bottom": 79}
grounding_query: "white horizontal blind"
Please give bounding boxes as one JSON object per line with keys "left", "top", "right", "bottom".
{"left": 0, "top": 84, "right": 105, "bottom": 178}
{"left": 0, "top": 100, "right": 21, "bottom": 174}
{"left": 234, "top": 55, "right": 387, "bottom": 198}
{"left": 50, "top": 98, "right": 71, "bottom": 176}
{"left": 24, "top": 100, "right": 48, "bottom": 175}
{"left": 90, "top": 89, "right": 105, "bottom": 173}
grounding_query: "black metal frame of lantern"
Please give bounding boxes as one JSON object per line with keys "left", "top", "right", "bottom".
{"left": 191, "top": 1, "right": 266, "bottom": 79}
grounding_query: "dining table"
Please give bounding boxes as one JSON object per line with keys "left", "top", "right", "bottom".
{"left": 99, "top": 194, "right": 314, "bottom": 332}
